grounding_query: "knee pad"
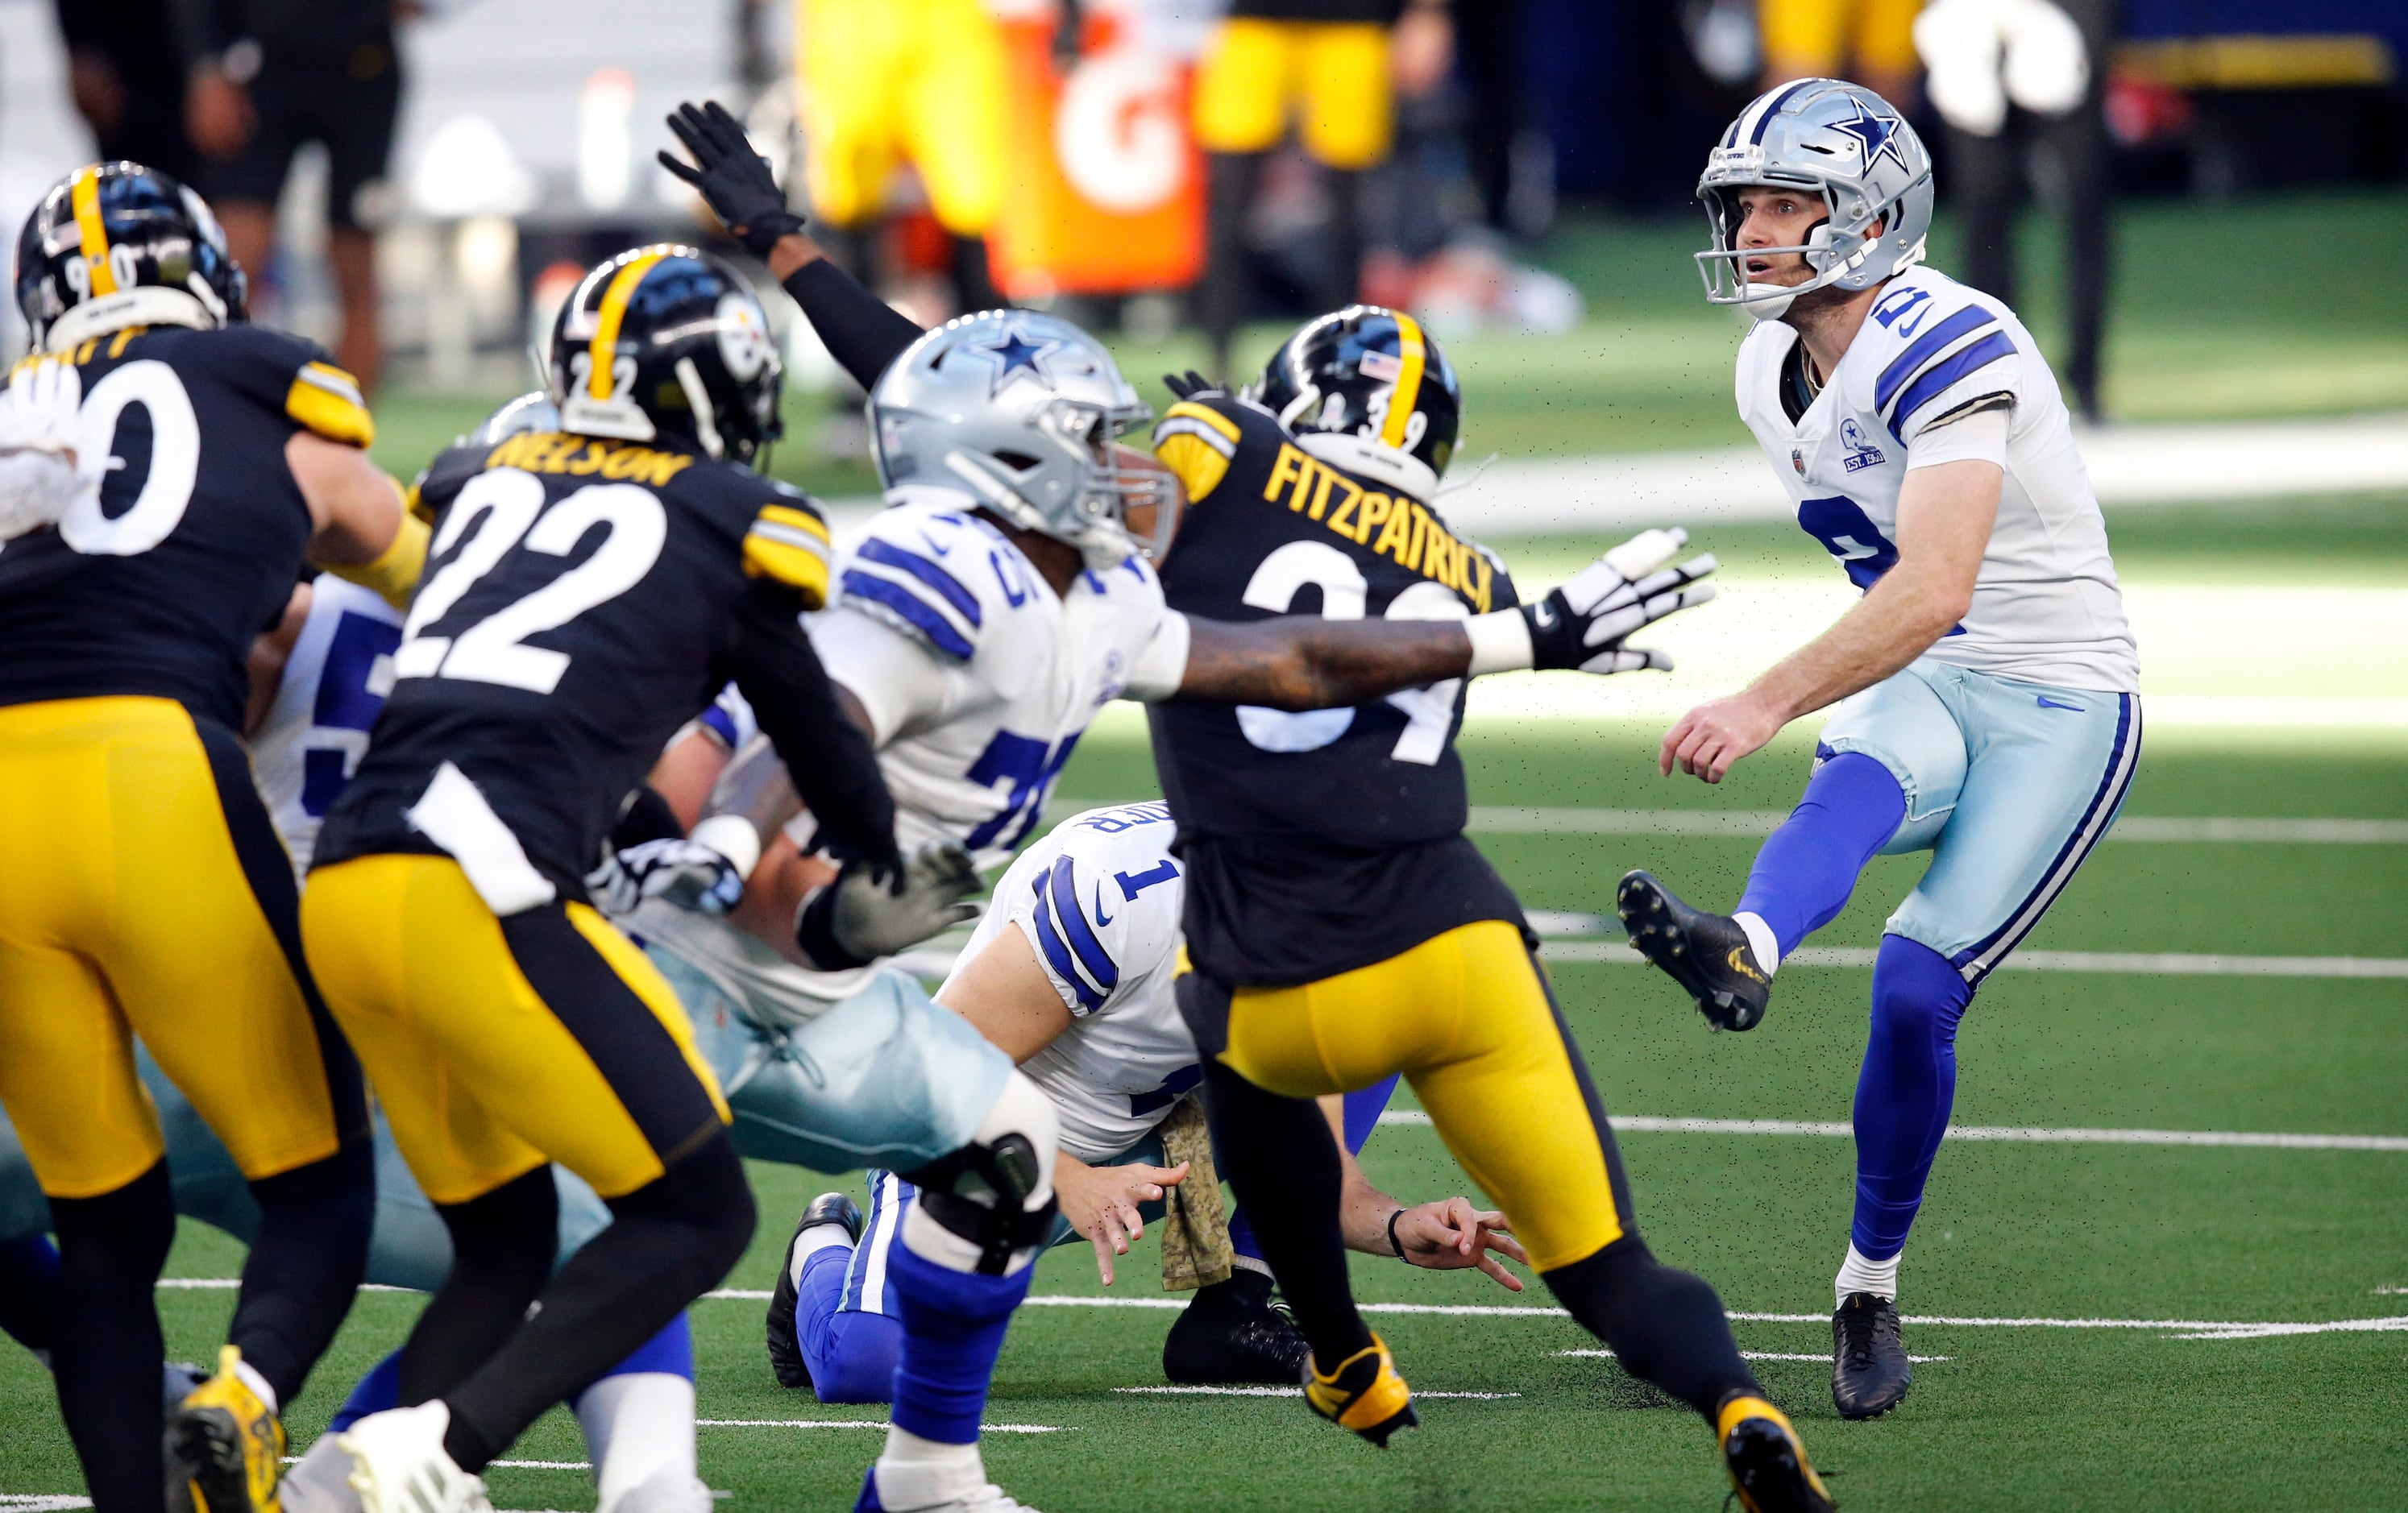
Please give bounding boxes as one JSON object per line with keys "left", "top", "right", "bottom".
{"left": 899, "top": 1071, "right": 1059, "bottom": 1276}
{"left": 1869, "top": 935, "right": 1972, "bottom": 1051}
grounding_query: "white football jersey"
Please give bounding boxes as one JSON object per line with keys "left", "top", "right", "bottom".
{"left": 630, "top": 493, "right": 1179, "bottom": 1011}
{"left": 249, "top": 575, "right": 405, "bottom": 875}
{"left": 1735, "top": 265, "right": 2139, "bottom": 692}
{"left": 944, "top": 801, "right": 1197, "bottom": 1163}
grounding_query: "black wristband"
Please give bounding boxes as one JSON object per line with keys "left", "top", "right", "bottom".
{"left": 1386, "top": 1207, "right": 1409, "bottom": 1262}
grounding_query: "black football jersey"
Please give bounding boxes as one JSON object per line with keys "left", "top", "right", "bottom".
{"left": 0, "top": 324, "right": 374, "bottom": 732}
{"left": 313, "top": 431, "right": 839, "bottom": 898}
{"left": 1148, "top": 393, "right": 1526, "bottom": 987}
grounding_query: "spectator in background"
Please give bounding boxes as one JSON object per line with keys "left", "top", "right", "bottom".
{"left": 793, "top": 0, "right": 1007, "bottom": 314}
{"left": 1193, "top": 0, "right": 1447, "bottom": 380}
{"left": 170, "top": 0, "right": 409, "bottom": 390}
{"left": 1916, "top": 0, "right": 2114, "bottom": 420}
{"left": 56, "top": 0, "right": 195, "bottom": 182}
{"left": 1757, "top": 0, "right": 1920, "bottom": 110}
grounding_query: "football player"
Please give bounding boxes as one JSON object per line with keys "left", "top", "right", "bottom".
{"left": 1618, "top": 79, "right": 2139, "bottom": 1422}
{"left": 771, "top": 801, "right": 1529, "bottom": 1406}
{"left": 1144, "top": 321, "right": 1833, "bottom": 1512}
{"left": 641, "top": 99, "right": 1713, "bottom": 1513}
{"left": 296, "top": 244, "right": 938, "bottom": 1513}
{"left": 0, "top": 161, "right": 418, "bottom": 1513}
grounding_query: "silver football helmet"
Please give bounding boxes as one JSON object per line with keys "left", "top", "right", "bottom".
{"left": 467, "top": 391, "right": 560, "bottom": 446}
{"left": 868, "top": 309, "right": 1160, "bottom": 569}
{"left": 1696, "top": 79, "right": 1934, "bottom": 321}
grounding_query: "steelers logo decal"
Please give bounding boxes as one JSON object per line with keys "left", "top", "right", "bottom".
{"left": 716, "top": 292, "right": 773, "bottom": 382}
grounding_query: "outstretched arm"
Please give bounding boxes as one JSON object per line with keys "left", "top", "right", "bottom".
{"left": 659, "top": 99, "right": 925, "bottom": 390}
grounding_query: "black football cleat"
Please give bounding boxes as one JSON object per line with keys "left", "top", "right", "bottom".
{"left": 1616, "top": 870, "right": 1772, "bottom": 1031}
{"left": 1163, "top": 1269, "right": 1312, "bottom": 1384}
{"left": 768, "top": 1191, "right": 863, "bottom": 1391}
{"left": 1719, "top": 1394, "right": 1836, "bottom": 1513}
{"left": 1832, "top": 1291, "right": 1912, "bottom": 1419}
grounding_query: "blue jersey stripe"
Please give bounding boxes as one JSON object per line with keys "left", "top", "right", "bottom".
{"left": 1047, "top": 855, "right": 1120, "bottom": 992}
{"left": 854, "top": 537, "right": 982, "bottom": 626}
{"left": 1028, "top": 873, "right": 1106, "bottom": 1011}
{"left": 1874, "top": 306, "right": 1995, "bottom": 414}
{"left": 1886, "top": 331, "right": 2017, "bottom": 444}
{"left": 840, "top": 570, "right": 975, "bottom": 661}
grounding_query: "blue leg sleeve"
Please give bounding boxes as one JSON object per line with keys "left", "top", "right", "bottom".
{"left": 328, "top": 1349, "right": 403, "bottom": 1434}
{"left": 885, "top": 1233, "right": 1028, "bottom": 1445}
{"left": 591, "top": 1313, "right": 693, "bottom": 1382}
{"left": 1228, "top": 1074, "right": 1397, "bottom": 1264}
{"left": 0, "top": 1234, "right": 58, "bottom": 1354}
{"left": 1737, "top": 752, "right": 1908, "bottom": 958}
{"left": 1850, "top": 935, "right": 1975, "bottom": 1261}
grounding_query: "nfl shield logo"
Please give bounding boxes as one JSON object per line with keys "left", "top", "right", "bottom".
{"left": 1791, "top": 447, "right": 1805, "bottom": 476}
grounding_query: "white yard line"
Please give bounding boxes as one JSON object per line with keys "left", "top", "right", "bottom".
{"left": 1372, "top": 1109, "right": 2408, "bottom": 1151}
{"left": 699, "top": 1419, "right": 1065, "bottom": 1433}
{"left": 1115, "top": 1387, "right": 1518, "bottom": 1399}
{"left": 488, "top": 1461, "right": 588, "bottom": 1472}
{"left": 1538, "top": 940, "right": 2408, "bottom": 978}
{"left": 1463, "top": 806, "right": 2408, "bottom": 844}
{"left": 1555, "top": 1348, "right": 1951, "bottom": 1364}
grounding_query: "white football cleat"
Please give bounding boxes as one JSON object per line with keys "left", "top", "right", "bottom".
{"left": 338, "top": 1402, "right": 494, "bottom": 1513}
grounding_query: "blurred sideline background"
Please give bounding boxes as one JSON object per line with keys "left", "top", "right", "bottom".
{"left": 1, "top": 0, "right": 2402, "bottom": 747}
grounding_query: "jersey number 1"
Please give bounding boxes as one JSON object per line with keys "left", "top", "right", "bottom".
{"left": 1233, "top": 539, "right": 1465, "bottom": 765}
{"left": 394, "top": 468, "right": 666, "bottom": 694}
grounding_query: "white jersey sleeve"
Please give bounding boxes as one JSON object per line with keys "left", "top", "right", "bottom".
{"left": 945, "top": 801, "right": 1199, "bottom": 1162}
{"left": 832, "top": 504, "right": 1004, "bottom": 665}
{"left": 248, "top": 575, "right": 405, "bottom": 876}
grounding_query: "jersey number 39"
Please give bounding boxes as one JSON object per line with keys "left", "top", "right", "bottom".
{"left": 393, "top": 468, "right": 666, "bottom": 694}
{"left": 1232, "top": 539, "right": 1464, "bottom": 765}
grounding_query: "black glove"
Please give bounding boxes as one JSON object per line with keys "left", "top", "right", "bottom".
{"left": 1522, "top": 529, "right": 1719, "bottom": 674}
{"left": 793, "top": 840, "right": 982, "bottom": 972}
{"left": 658, "top": 100, "right": 808, "bottom": 259}
{"left": 1161, "top": 370, "right": 1218, "bottom": 402}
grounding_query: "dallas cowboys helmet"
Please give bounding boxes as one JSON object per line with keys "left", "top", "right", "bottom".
{"left": 869, "top": 310, "right": 1160, "bottom": 568}
{"left": 1696, "top": 79, "right": 1933, "bottom": 321}
{"left": 546, "top": 244, "right": 783, "bottom": 465}
{"left": 15, "top": 161, "right": 247, "bottom": 351}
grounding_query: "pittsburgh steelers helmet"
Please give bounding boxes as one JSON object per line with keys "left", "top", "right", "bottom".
{"left": 1247, "top": 306, "right": 1459, "bottom": 504}
{"left": 14, "top": 161, "right": 247, "bottom": 352}
{"left": 1696, "top": 79, "right": 1934, "bottom": 320}
{"left": 546, "top": 245, "right": 783, "bottom": 465}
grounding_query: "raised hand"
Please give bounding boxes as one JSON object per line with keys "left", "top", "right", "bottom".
{"left": 658, "top": 99, "right": 808, "bottom": 257}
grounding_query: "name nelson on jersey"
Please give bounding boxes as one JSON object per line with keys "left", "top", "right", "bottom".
{"left": 1156, "top": 400, "right": 1497, "bottom": 613}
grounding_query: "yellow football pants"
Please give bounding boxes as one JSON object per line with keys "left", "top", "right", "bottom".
{"left": 1194, "top": 18, "right": 1394, "bottom": 170}
{"left": 1758, "top": 0, "right": 1922, "bottom": 84}
{"left": 1220, "top": 919, "right": 1627, "bottom": 1272}
{"left": 302, "top": 854, "right": 729, "bottom": 1206}
{"left": 796, "top": 0, "right": 1007, "bottom": 234}
{"left": 0, "top": 696, "right": 355, "bottom": 1198}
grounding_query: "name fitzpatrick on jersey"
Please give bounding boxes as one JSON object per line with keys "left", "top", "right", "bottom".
{"left": 481, "top": 431, "right": 697, "bottom": 488}
{"left": 1261, "top": 442, "right": 1497, "bottom": 613}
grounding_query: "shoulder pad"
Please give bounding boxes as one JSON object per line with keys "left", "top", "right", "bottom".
{"left": 209, "top": 325, "right": 373, "bottom": 446}
{"left": 1152, "top": 395, "right": 1267, "bottom": 504}
{"left": 1019, "top": 807, "right": 1181, "bottom": 1016}
{"left": 742, "top": 492, "right": 835, "bottom": 608}
{"left": 834, "top": 508, "right": 1001, "bottom": 664}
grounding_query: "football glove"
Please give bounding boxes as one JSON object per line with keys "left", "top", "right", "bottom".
{"left": 658, "top": 100, "right": 808, "bottom": 259}
{"left": 587, "top": 815, "right": 762, "bottom": 918}
{"left": 0, "top": 359, "right": 85, "bottom": 541}
{"left": 1463, "top": 527, "right": 1718, "bottom": 676}
{"left": 793, "top": 839, "right": 982, "bottom": 972}
{"left": 1161, "top": 370, "right": 1219, "bottom": 402}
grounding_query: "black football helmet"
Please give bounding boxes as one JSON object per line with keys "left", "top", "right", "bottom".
{"left": 1245, "top": 305, "right": 1461, "bottom": 503}
{"left": 547, "top": 244, "right": 783, "bottom": 466}
{"left": 14, "top": 161, "right": 247, "bottom": 352}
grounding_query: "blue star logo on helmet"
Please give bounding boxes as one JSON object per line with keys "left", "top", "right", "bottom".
{"left": 1833, "top": 101, "right": 1909, "bottom": 179}
{"left": 969, "top": 325, "right": 1061, "bottom": 396}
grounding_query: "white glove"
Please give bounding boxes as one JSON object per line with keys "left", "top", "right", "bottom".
{"left": 0, "top": 359, "right": 86, "bottom": 542}
{"left": 1464, "top": 526, "right": 1719, "bottom": 677}
{"left": 1916, "top": 0, "right": 2086, "bottom": 138}
{"left": 587, "top": 815, "right": 762, "bottom": 918}
{"left": 794, "top": 839, "right": 982, "bottom": 971}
